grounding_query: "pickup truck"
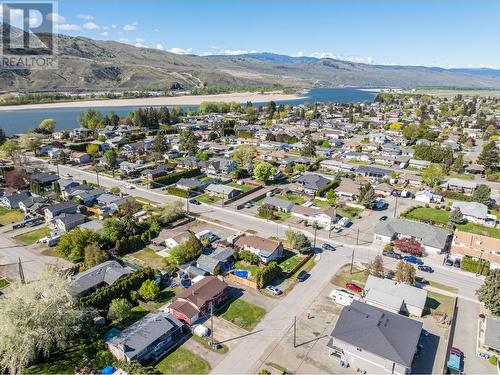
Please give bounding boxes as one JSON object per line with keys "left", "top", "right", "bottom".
{"left": 447, "top": 347, "right": 463, "bottom": 374}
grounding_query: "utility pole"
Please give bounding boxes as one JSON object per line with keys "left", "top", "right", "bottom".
{"left": 313, "top": 221, "right": 318, "bottom": 250}
{"left": 356, "top": 228, "right": 359, "bottom": 246}
{"left": 350, "top": 249, "right": 355, "bottom": 274}
{"left": 293, "top": 316, "right": 297, "bottom": 348}
{"left": 18, "top": 257, "right": 25, "bottom": 284}
{"left": 56, "top": 163, "right": 60, "bottom": 177}
{"left": 393, "top": 196, "right": 398, "bottom": 218}
{"left": 475, "top": 250, "right": 484, "bottom": 276}
{"left": 96, "top": 170, "right": 100, "bottom": 187}
{"left": 186, "top": 192, "right": 190, "bottom": 214}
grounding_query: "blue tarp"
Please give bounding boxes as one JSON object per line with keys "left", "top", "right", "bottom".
{"left": 101, "top": 365, "right": 114, "bottom": 375}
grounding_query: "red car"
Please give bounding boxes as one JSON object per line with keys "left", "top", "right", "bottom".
{"left": 345, "top": 283, "right": 363, "bottom": 292}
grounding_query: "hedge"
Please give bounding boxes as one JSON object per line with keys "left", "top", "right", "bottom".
{"left": 316, "top": 179, "right": 340, "bottom": 197}
{"left": 79, "top": 267, "right": 155, "bottom": 309}
{"left": 115, "top": 235, "right": 145, "bottom": 255}
{"left": 255, "top": 261, "right": 282, "bottom": 289}
{"left": 167, "top": 186, "right": 189, "bottom": 198}
{"left": 443, "top": 191, "right": 473, "bottom": 202}
{"left": 150, "top": 168, "right": 201, "bottom": 188}
{"left": 460, "top": 255, "right": 490, "bottom": 276}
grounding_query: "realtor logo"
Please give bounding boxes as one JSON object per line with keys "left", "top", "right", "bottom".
{"left": 0, "top": 1, "right": 58, "bottom": 69}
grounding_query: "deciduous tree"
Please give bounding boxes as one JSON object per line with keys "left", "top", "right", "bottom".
{"left": 38, "top": 118, "right": 56, "bottom": 133}
{"left": 84, "top": 242, "right": 109, "bottom": 269}
{"left": 422, "top": 163, "right": 445, "bottom": 187}
{"left": 139, "top": 280, "right": 160, "bottom": 301}
{"left": 253, "top": 162, "right": 276, "bottom": 184}
{"left": 395, "top": 260, "right": 416, "bottom": 285}
{"left": 107, "top": 298, "right": 133, "bottom": 323}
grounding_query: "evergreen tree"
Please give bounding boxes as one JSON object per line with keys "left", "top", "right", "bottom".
{"left": 476, "top": 269, "right": 500, "bottom": 316}
{"left": 300, "top": 136, "right": 316, "bottom": 157}
{"left": 473, "top": 184, "right": 491, "bottom": 206}
{"left": 477, "top": 141, "right": 499, "bottom": 171}
{"left": 179, "top": 129, "right": 198, "bottom": 155}
{"left": 449, "top": 207, "right": 465, "bottom": 224}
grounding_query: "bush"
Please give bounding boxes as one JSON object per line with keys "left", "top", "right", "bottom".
{"left": 80, "top": 267, "right": 155, "bottom": 309}
{"left": 316, "top": 179, "right": 340, "bottom": 197}
{"left": 393, "top": 237, "right": 424, "bottom": 257}
{"left": 151, "top": 168, "right": 201, "bottom": 188}
{"left": 489, "top": 355, "right": 497, "bottom": 366}
{"left": 384, "top": 244, "right": 394, "bottom": 251}
{"left": 460, "top": 256, "right": 490, "bottom": 276}
{"left": 239, "top": 250, "right": 260, "bottom": 265}
{"left": 115, "top": 235, "right": 145, "bottom": 255}
{"left": 167, "top": 186, "right": 189, "bottom": 198}
{"left": 255, "top": 261, "right": 282, "bottom": 288}
{"left": 443, "top": 191, "right": 473, "bottom": 202}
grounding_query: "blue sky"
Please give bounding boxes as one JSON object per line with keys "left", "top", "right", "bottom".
{"left": 33, "top": 0, "right": 500, "bottom": 67}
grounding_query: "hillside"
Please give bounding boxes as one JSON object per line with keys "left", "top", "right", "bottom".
{"left": 2, "top": 25, "right": 500, "bottom": 91}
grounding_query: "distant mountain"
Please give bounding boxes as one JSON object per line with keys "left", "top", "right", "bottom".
{"left": 446, "top": 68, "right": 500, "bottom": 78}
{"left": 208, "top": 52, "right": 319, "bottom": 65}
{"left": 2, "top": 23, "right": 500, "bottom": 91}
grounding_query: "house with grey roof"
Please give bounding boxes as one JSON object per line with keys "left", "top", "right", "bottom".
{"left": 363, "top": 275, "right": 428, "bottom": 317}
{"left": 481, "top": 315, "right": 500, "bottom": 353}
{"left": 263, "top": 196, "right": 295, "bottom": 213}
{"left": 0, "top": 191, "right": 31, "bottom": 209}
{"left": 44, "top": 201, "right": 78, "bottom": 222}
{"left": 356, "top": 165, "right": 392, "bottom": 179}
{"left": 374, "top": 218, "right": 450, "bottom": 254}
{"left": 452, "top": 201, "right": 497, "bottom": 227}
{"left": 53, "top": 212, "right": 86, "bottom": 232}
{"left": 295, "top": 173, "right": 331, "bottom": 195}
{"left": 205, "top": 184, "right": 241, "bottom": 199}
{"left": 327, "top": 301, "right": 422, "bottom": 374}
{"left": 196, "top": 247, "right": 234, "bottom": 275}
{"left": 440, "top": 178, "right": 477, "bottom": 195}
{"left": 106, "top": 312, "right": 183, "bottom": 363}
{"left": 71, "top": 260, "right": 132, "bottom": 296}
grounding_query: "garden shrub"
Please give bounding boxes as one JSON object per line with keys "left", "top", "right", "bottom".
{"left": 460, "top": 255, "right": 490, "bottom": 276}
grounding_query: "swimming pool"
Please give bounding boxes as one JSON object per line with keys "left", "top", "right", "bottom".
{"left": 233, "top": 269, "right": 250, "bottom": 279}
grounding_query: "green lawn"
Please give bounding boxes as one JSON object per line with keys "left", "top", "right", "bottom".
{"left": 457, "top": 222, "right": 500, "bottom": 239}
{"left": 337, "top": 206, "right": 362, "bottom": 219}
{"left": 14, "top": 227, "right": 51, "bottom": 245}
{"left": 25, "top": 347, "right": 85, "bottom": 374}
{"left": 278, "top": 253, "right": 304, "bottom": 273}
{"left": 313, "top": 199, "right": 330, "bottom": 208}
{"left": 291, "top": 255, "right": 317, "bottom": 279}
{"left": 155, "top": 347, "right": 210, "bottom": 374}
{"left": 404, "top": 207, "right": 450, "bottom": 226}
{"left": 126, "top": 247, "right": 165, "bottom": 269}
{"left": 429, "top": 281, "right": 459, "bottom": 294}
{"left": 196, "top": 194, "right": 221, "bottom": 204}
{"left": 234, "top": 260, "right": 262, "bottom": 279}
{"left": 447, "top": 173, "right": 475, "bottom": 180}
{"left": 274, "top": 193, "right": 305, "bottom": 205}
{"left": 0, "top": 207, "right": 24, "bottom": 226}
{"left": 426, "top": 291, "right": 455, "bottom": 317}
{"left": 226, "top": 182, "right": 253, "bottom": 192}
{"left": 330, "top": 264, "right": 367, "bottom": 291}
{"left": 267, "top": 211, "right": 292, "bottom": 222}
{"left": 0, "top": 277, "right": 10, "bottom": 289}
{"left": 220, "top": 299, "right": 266, "bottom": 330}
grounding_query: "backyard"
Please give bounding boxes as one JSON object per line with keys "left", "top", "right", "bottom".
{"left": 234, "top": 260, "right": 261, "bottom": 280}
{"left": 219, "top": 298, "right": 266, "bottom": 330}
{"left": 274, "top": 193, "right": 305, "bottom": 205}
{"left": 330, "top": 264, "right": 368, "bottom": 290}
{"left": 226, "top": 182, "right": 254, "bottom": 192}
{"left": 336, "top": 205, "right": 362, "bottom": 219}
{"left": 0, "top": 207, "right": 24, "bottom": 226}
{"left": 426, "top": 291, "right": 455, "bottom": 317}
{"left": 14, "top": 227, "right": 51, "bottom": 245}
{"left": 196, "top": 194, "right": 221, "bottom": 205}
{"left": 24, "top": 347, "right": 85, "bottom": 374}
{"left": 125, "top": 247, "right": 165, "bottom": 269}
{"left": 155, "top": 347, "right": 210, "bottom": 374}
{"left": 152, "top": 286, "right": 181, "bottom": 309}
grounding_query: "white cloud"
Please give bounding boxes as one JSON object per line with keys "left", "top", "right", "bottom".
{"left": 111, "top": 24, "right": 117, "bottom": 29}
{"left": 119, "top": 38, "right": 129, "bottom": 43}
{"left": 166, "top": 47, "right": 193, "bottom": 55}
{"left": 307, "top": 51, "right": 375, "bottom": 64}
{"left": 77, "top": 14, "right": 94, "bottom": 20}
{"left": 83, "top": 22, "right": 100, "bottom": 30}
{"left": 101, "top": 31, "right": 109, "bottom": 36}
{"left": 134, "top": 42, "right": 147, "bottom": 48}
{"left": 102, "top": 26, "right": 109, "bottom": 30}
{"left": 123, "top": 24, "right": 137, "bottom": 31}
{"left": 310, "top": 51, "right": 337, "bottom": 59}
{"left": 59, "top": 23, "right": 82, "bottom": 31}
{"left": 47, "top": 12, "right": 65, "bottom": 23}
{"left": 136, "top": 38, "right": 145, "bottom": 43}
{"left": 156, "top": 43, "right": 164, "bottom": 50}
{"left": 291, "top": 51, "right": 304, "bottom": 57}
{"left": 132, "top": 21, "right": 139, "bottom": 26}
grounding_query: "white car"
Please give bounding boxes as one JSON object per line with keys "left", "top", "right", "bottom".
{"left": 332, "top": 225, "right": 343, "bottom": 233}
{"left": 123, "top": 183, "right": 135, "bottom": 189}
{"left": 61, "top": 173, "right": 72, "bottom": 179}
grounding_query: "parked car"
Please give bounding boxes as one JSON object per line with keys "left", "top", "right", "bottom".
{"left": 379, "top": 215, "right": 388, "bottom": 221}
{"left": 445, "top": 258, "right": 454, "bottom": 266}
{"left": 296, "top": 270, "right": 308, "bottom": 282}
{"left": 415, "top": 276, "right": 429, "bottom": 285}
{"left": 403, "top": 255, "right": 424, "bottom": 265}
{"left": 447, "top": 347, "right": 464, "bottom": 374}
{"left": 62, "top": 173, "right": 72, "bottom": 179}
{"left": 453, "top": 259, "right": 461, "bottom": 268}
{"left": 385, "top": 270, "right": 395, "bottom": 280}
{"left": 418, "top": 265, "right": 434, "bottom": 273}
{"left": 244, "top": 202, "right": 253, "bottom": 209}
{"left": 382, "top": 249, "right": 402, "bottom": 259}
{"left": 338, "top": 217, "right": 351, "bottom": 227}
{"left": 322, "top": 243, "right": 336, "bottom": 251}
{"left": 332, "top": 225, "right": 343, "bottom": 233}
{"left": 345, "top": 283, "right": 363, "bottom": 293}
{"left": 123, "top": 183, "right": 135, "bottom": 189}
{"left": 190, "top": 199, "right": 201, "bottom": 205}
{"left": 265, "top": 285, "right": 283, "bottom": 295}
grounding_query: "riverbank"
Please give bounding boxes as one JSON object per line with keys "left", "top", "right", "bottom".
{"left": 0, "top": 91, "right": 302, "bottom": 112}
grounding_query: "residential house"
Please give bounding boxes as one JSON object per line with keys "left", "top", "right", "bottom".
{"left": 205, "top": 184, "right": 241, "bottom": 199}
{"left": 334, "top": 179, "right": 361, "bottom": 201}
{"left": 327, "top": 301, "right": 422, "bottom": 375}
{"left": 176, "top": 178, "right": 210, "bottom": 191}
{"left": 196, "top": 247, "right": 234, "bottom": 275}
{"left": 451, "top": 231, "right": 500, "bottom": 269}
{"left": 73, "top": 188, "right": 105, "bottom": 205}
{"left": 262, "top": 196, "right": 295, "bottom": 213}
{"left": 374, "top": 218, "right": 450, "bottom": 254}
{"left": 44, "top": 201, "right": 78, "bottom": 222}
{"left": 120, "top": 161, "right": 145, "bottom": 175}
{"left": 440, "top": 178, "right": 477, "bottom": 195}
{"left": 69, "top": 127, "right": 93, "bottom": 140}
{"left": 408, "top": 159, "right": 431, "bottom": 170}
{"left": 106, "top": 312, "right": 183, "bottom": 364}
{"left": 29, "top": 172, "right": 59, "bottom": 187}
{"left": 166, "top": 276, "right": 229, "bottom": 325}
{"left": 479, "top": 315, "right": 500, "bottom": 354}
{"left": 374, "top": 183, "right": 395, "bottom": 197}
{"left": 206, "top": 158, "right": 237, "bottom": 176}
{"left": 356, "top": 165, "right": 391, "bottom": 179}
{"left": 141, "top": 164, "right": 174, "bottom": 181}
{"left": 0, "top": 191, "right": 31, "bottom": 209}
{"left": 363, "top": 275, "right": 428, "bottom": 317}
{"left": 452, "top": 201, "right": 497, "bottom": 227}
{"left": 71, "top": 260, "right": 132, "bottom": 296}
{"left": 295, "top": 174, "right": 331, "bottom": 195}
{"left": 52, "top": 212, "right": 86, "bottom": 232}
{"left": 18, "top": 196, "right": 47, "bottom": 214}
{"left": 291, "top": 205, "right": 337, "bottom": 230}
{"left": 414, "top": 190, "right": 442, "bottom": 204}
{"left": 234, "top": 235, "right": 284, "bottom": 264}
{"left": 70, "top": 152, "right": 92, "bottom": 165}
